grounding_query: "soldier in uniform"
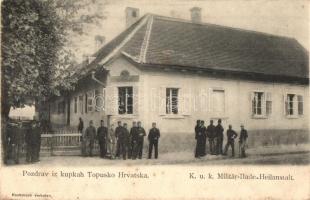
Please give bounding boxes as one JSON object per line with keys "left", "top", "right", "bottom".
{"left": 118, "top": 123, "right": 129, "bottom": 160}
{"left": 115, "top": 121, "right": 123, "bottom": 158}
{"left": 10, "top": 121, "right": 23, "bottom": 164}
{"left": 85, "top": 120, "right": 96, "bottom": 157}
{"left": 107, "top": 124, "right": 116, "bottom": 159}
{"left": 25, "top": 121, "right": 34, "bottom": 163}
{"left": 239, "top": 124, "right": 248, "bottom": 158}
{"left": 148, "top": 122, "right": 160, "bottom": 159}
{"left": 128, "top": 121, "right": 137, "bottom": 159}
{"left": 194, "top": 120, "right": 201, "bottom": 158}
{"left": 97, "top": 120, "right": 108, "bottom": 158}
{"left": 32, "top": 121, "right": 42, "bottom": 162}
{"left": 223, "top": 125, "right": 238, "bottom": 157}
{"left": 78, "top": 117, "right": 84, "bottom": 133}
{"left": 206, "top": 120, "right": 216, "bottom": 155}
{"left": 136, "top": 121, "right": 146, "bottom": 159}
{"left": 215, "top": 119, "right": 224, "bottom": 155}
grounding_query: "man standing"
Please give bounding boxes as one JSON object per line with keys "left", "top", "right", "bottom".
{"left": 128, "top": 121, "right": 137, "bottom": 159}
{"left": 206, "top": 120, "right": 216, "bottom": 155}
{"left": 115, "top": 121, "right": 123, "bottom": 158}
{"left": 148, "top": 122, "right": 160, "bottom": 159}
{"left": 32, "top": 121, "right": 42, "bottom": 162}
{"left": 78, "top": 118, "right": 84, "bottom": 133}
{"left": 85, "top": 120, "right": 96, "bottom": 157}
{"left": 195, "top": 120, "right": 207, "bottom": 158}
{"left": 224, "top": 125, "right": 238, "bottom": 157}
{"left": 97, "top": 120, "right": 108, "bottom": 158}
{"left": 107, "top": 124, "right": 116, "bottom": 159}
{"left": 118, "top": 123, "right": 129, "bottom": 160}
{"left": 239, "top": 124, "right": 248, "bottom": 158}
{"left": 134, "top": 121, "right": 146, "bottom": 159}
{"left": 215, "top": 119, "right": 224, "bottom": 155}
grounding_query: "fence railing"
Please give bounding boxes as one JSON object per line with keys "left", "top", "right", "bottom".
{"left": 41, "top": 132, "right": 99, "bottom": 156}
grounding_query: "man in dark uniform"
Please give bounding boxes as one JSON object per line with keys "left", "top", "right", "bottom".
{"left": 115, "top": 121, "right": 123, "bottom": 158}
{"left": 206, "top": 120, "right": 216, "bottom": 155}
{"left": 9, "top": 121, "right": 23, "bottom": 164}
{"left": 32, "top": 121, "right": 42, "bottom": 162}
{"left": 97, "top": 120, "right": 108, "bottom": 158}
{"left": 215, "top": 119, "right": 224, "bottom": 155}
{"left": 85, "top": 120, "right": 96, "bottom": 157}
{"left": 148, "top": 122, "right": 160, "bottom": 159}
{"left": 128, "top": 121, "right": 137, "bottom": 159}
{"left": 224, "top": 125, "right": 238, "bottom": 157}
{"left": 133, "top": 121, "right": 146, "bottom": 159}
{"left": 25, "top": 121, "right": 34, "bottom": 163}
{"left": 118, "top": 123, "right": 129, "bottom": 160}
{"left": 78, "top": 117, "right": 84, "bottom": 133}
{"left": 195, "top": 120, "right": 207, "bottom": 158}
{"left": 239, "top": 124, "right": 248, "bottom": 158}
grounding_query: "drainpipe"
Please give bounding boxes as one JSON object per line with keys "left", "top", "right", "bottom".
{"left": 91, "top": 71, "right": 105, "bottom": 86}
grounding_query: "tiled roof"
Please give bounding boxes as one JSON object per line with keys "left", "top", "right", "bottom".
{"left": 75, "top": 14, "right": 309, "bottom": 81}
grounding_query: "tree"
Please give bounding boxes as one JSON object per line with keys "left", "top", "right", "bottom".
{"left": 1, "top": 0, "right": 105, "bottom": 119}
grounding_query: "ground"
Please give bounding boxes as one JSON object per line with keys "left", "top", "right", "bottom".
{"left": 5, "top": 144, "right": 309, "bottom": 166}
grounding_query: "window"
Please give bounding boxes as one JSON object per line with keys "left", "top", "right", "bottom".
{"left": 87, "top": 91, "right": 94, "bottom": 112}
{"left": 166, "top": 88, "right": 178, "bottom": 114}
{"left": 118, "top": 87, "right": 133, "bottom": 114}
{"left": 251, "top": 91, "right": 272, "bottom": 117}
{"left": 252, "top": 92, "right": 264, "bottom": 115}
{"left": 132, "top": 11, "right": 137, "bottom": 17}
{"left": 74, "top": 97, "right": 78, "bottom": 113}
{"left": 57, "top": 101, "right": 65, "bottom": 114}
{"left": 285, "top": 94, "right": 303, "bottom": 116}
{"left": 212, "top": 89, "right": 225, "bottom": 114}
{"left": 79, "top": 96, "right": 84, "bottom": 114}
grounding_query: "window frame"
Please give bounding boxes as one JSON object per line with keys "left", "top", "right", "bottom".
{"left": 285, "top": 93, "right": 303, "bottom": 118}
{"left": 166, "top": 88, "right": 179, "bottom": 115}
{"left": 118, "top": 86, "right": 133, "bottom": 115}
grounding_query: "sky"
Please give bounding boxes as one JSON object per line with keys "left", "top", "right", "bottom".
{"left": 71, "top": 0, "right": 309, "bottom": 61}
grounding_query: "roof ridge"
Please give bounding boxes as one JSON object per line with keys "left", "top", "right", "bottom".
{"left": 96, "top": 15, "right": 150, "bottom": 67}
{"left": 139, "top": 15, "right": 154, "bottom": 63}
{"left": 148, "top": 13, "right": 296, "bottom": 41}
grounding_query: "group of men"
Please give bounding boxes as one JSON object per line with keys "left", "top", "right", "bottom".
{"left": 195, "top": 119, "right": 248, "bottom": 158}
{"left": 4, "top": 120, "right": 42, "bottom": 164}
{"left": 79, "top": 119, "right": 160, "bottom": 160}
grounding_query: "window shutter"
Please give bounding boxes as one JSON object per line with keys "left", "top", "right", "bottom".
{"left": 133, "top": 86, "right": 139, "bottom": 115}
{"left": 208, "top": 88, "right": 213, "bottom": 113}
{"left": 181, "top": 87, "right": 191, "bottom": 115}
{"left": 266, "top": 92, "right": 272, "bottom": 116}
{"left": 102, "top": 88, "right": 106, "bottom": 112}
{"left": 250, "top": 92, "right": 254, "bottom": 116}
{"left": 105, "top": 86, "right": 118, "bottom": 115}
{"left": 283, "top": 94, "right": 288, "bottom": 116}
{"left": 262, "top": 92, "right": 266, "bottom": 116}
{"left": 297, "top": 95, "right": 303, "bottom": 115}
{"left": 159, "top": 86, "right": 166, "bottom": 115}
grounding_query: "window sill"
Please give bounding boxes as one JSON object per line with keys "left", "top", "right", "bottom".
{"left": 252, "top": 115, "right": 268, "bottom": 119}
{"left": 286, "top": 115, "right": 301, "bottom": 119}
{"left": 116, "top": 114, "right": 138, "bottom": 119}
{"left": 161, "top": 115, "right": 186, "bottom": 119}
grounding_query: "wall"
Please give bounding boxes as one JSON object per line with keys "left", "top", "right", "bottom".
{"left": 140, "top": 69, "right": 309, "bottom": 136}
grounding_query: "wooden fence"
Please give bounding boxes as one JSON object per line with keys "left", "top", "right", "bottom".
{"left": 41, "top": 131, "right": 99, "bottom": 156}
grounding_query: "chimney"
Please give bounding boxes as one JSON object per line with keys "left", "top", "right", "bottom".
{"left": 95, "top": 35, "right": 105, "bottom": 50}
{"left": 125, "top": 7, "right": 140, "bottom": 28}
{"left": 190, "top": 7, "right": 202, "bottom": 23}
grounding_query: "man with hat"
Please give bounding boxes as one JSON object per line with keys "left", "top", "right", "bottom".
{"left": 206, "top": 120, "right": 216, "bottom": 155}
{"left": 115, "top": 121, "right": 123, "bottom": 158}
{"left": 85, "top": 120, "right": 96, "bottom": 157}
{"left": 97, "top": 120, "right": 108, "bottom": 158}
{"left": 148, "top": 122, "right": 160, "bottom": 159}
{"left": 215, "top": 119, "right": 224, "bottom": 155}
{"left": 223, "top": 125, "right": 238, "bottom": 157}
{"left": 239, "top": 124, "right": 248, "bottom": 158}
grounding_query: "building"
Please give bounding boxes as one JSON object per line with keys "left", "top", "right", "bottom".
{"left": 48, "top": 7, "right": 309, "bottom": 149}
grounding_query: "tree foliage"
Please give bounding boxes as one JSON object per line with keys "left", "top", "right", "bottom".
{"left": 1, "top": 0, "right": 105, "bottom": 118}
